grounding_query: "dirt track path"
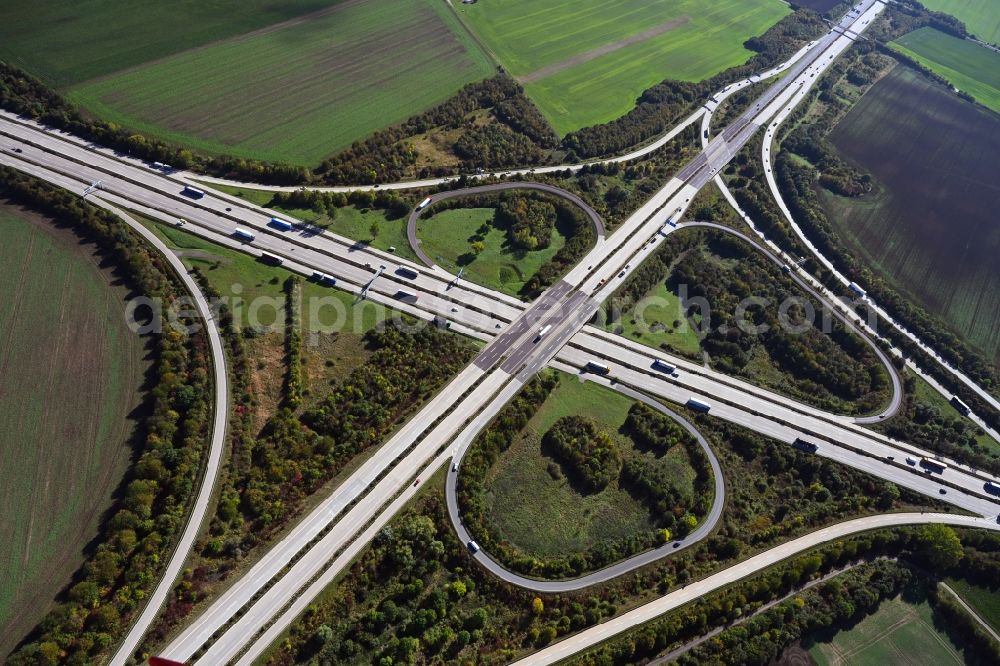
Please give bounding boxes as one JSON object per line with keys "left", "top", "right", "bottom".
{"left": 518, "top": 16, "right": 689, "bottom": 84}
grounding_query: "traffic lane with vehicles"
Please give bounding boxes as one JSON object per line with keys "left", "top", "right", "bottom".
{"left": 1, "top": 147, "right": 968, "bottom": 504}
{"left": 0, "top": 147, "right": 960, "bottom": 488}
{"left": 444, "top": 374, "right": 725, "bottom": 592}
{"left": 564, "top": 341, "right": 999, "bottom": 515}
{"left": 3, "top": 139, "right": 907, "bottom": 447}
{"left": 510, "top": 512, "right": 1000, "bottom": 666}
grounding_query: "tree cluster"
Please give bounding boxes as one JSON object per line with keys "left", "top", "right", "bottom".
{"left": 612, "top": 228, "right": 888, "bottom": 411}
{"left": 316, "top": 76, "right": 556, "bottom": 184}
{"left": 495, "top": 194, "right": 557, "bottom": 250}
{"left": 619, "top": 404, "right": 713, "bottom": 531}
{"left": 542, "top": 416, "right": 623, "bottom": 493}
{"left": 0, "top": 167, "right": 212, "bottom": 666}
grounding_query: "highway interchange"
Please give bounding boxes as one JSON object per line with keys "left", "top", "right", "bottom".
{"left": 3, "top": 0, "right": 1000, "bottom": 663}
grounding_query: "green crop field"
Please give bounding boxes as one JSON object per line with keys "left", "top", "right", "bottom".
{"left": 66, "top": 0, "right": 494, "bottom": 166}
{"left": 944, "top": 579, "right": 1000, "bottom": 633}
{"left": 456, "top": 0, "right": 790, "bottom": 135}
{"left": 824, "top": 66, "right": 1000, "bottom": 366}
{"left": 485, "top": 373, "right": 697, "bottom": 558}
{"left": 918, "top": 0, "right": 1000, "bottom": 44}
{"left": 0, "top": 0, "right": 340, "bottom": 88}
{"left": 417, "top": 207, "right": 568, "bottom": 297}
{"left": 807, "top": 592, "right": 964, "bottom": 665}
{"left": 0, "top": 208, "right": 148, "bottom": 656}
{"left": 891, "top": 27, "right": 1000, "bottom": 113}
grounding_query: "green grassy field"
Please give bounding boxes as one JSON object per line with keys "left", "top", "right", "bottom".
{"left": 0, "top": 0, "right": 340, "bottom": 88}
{"left": 945, "top": 578, "right": 1000, "bottom": 633}
{"left": 0, "top": 209, "right": 148, "bottom": 656}
{"left": 807, "top": 592, "right": 964, "bottom": 666}
{"left": 890, "top": 27, "right": 1000, "bottom": 113}
{"left": 485, "top": 374, "right": 697, "bottom": 558}
{"left": 918, "top": 0, "right": 1000, "bottom": 44}
{"left": 417, "top": 207, "right": 567, "bottom": 297}
{"left": 610, "top": 280, "right": 702, "bottom": 356}
{"left": 67, "top": 0, "right": 494, "bottom": 165}
{"left": 143, "top": 217, "right": 391, "bottom": 332}
{"left": 457, "top": 0, "right": 790, "bottom": 135}
{"left": 824, "top": 66, "right": 1000, "bottom": 366}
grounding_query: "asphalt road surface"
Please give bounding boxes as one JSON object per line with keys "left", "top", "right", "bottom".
{"left": 511, "top": 512, "right": 1000, "bottom": 666}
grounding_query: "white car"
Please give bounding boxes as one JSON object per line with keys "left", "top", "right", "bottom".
{"left": 906, "top": 457, "right": 917, "bottom": 465}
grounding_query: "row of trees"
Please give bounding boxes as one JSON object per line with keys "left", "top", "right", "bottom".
{"left": 0, "top": 167, "right": 213, "bottom": 665}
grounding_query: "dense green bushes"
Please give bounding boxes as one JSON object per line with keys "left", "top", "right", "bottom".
{"left": 0, "top": 167, "right": 212, "bottom": 665}
{"left": 542, "top": 417, "right": 623, "bottom": 492}
{"left": 611, "top": 227, "right": 889, "bottom": 411}
{"left": 496, "top": 195, "right": 557, "bottom": 250}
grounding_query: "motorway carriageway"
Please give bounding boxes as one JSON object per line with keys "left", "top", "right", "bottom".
{"left": 3, "top": 99, "right": 998, "bottom": 523}
{"left": 4, "top": 124, "right": 998, "bottom": 544}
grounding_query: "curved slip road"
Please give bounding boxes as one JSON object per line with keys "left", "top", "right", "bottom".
{"left": 445, "top": 381, "right": 724, "bottom": 592}
{"left": 407, "top": 181, "right": 605, "bottom": 268}
{"left": 91, "top": 203, "right": 230, "bottom": 666}
{"left": 754, "top": 58, "right": 1000, "bottom": 441}
{"left": 511, "top": 511, "right": 1000, "bottom": 666}
{"left": 685, "top": 221, "right": 903, "bottom": 422}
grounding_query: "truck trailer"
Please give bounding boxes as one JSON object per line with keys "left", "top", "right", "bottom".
{"left": 586, "top": 360, "right": 610, "bottom": 375}
{"left": 652, "top": 358, "right": 676, "bottom": 374}
{"left": 181, "top": 185, "right": 206, "bottom": 199}
{"left": 950, "top": 396, "right": 971, "bottom": 416}
{"left": 686, "top": 397, "right": 711, "bottom": 413}
{"left": 396, "top": 266, "right": 419, "bottom": 280}
{"left": 416, "top": 197, "right": 433, "bottom": 211}
{"left": 232, "top": 228, "right": 255, "bottom": 242}
{"left": 269, "top": 217, "right": 293, "bottom": 231}
{"left": 919, "top": 457, "right": 948, "bottom": 473}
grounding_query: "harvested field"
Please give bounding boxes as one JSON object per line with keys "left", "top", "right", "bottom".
{"left": 457, "top": 0, "right": 789, "bottom": 135}
{"left": 806, "top": 591, "right": 964, "bottom": 665}
{"left": 890, "top": 27, "right": 1000, "bottom": 113}
{"left": 824, "top": 66, "right": 1000, "bottom": 365}
{"left": 68, "top": 0, "right": 494, "bottom": 165}
{"left": 0, "top": 207, "right": 148, "bottom": 656}
{"left": 918, "top": 0, "right": 1000, "bottom": 44}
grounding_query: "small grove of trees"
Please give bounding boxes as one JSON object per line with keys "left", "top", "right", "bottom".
{"left": 542, "top": 416, "right": 623, "bottom": 492}
{"left": 495, "top": 195, "right": 557, "bottom": 250}
{"left": 0, "top": 166, "right": 213, "bottom": 665}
